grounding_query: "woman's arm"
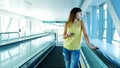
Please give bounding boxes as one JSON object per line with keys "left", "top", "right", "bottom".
{"left": 63, "top": 24, "right": 74, "bottom": 39}
{"left": 81, "top": 21, "right": 98, "bottom": 49}
{"left": 81, "top": 22, "right": 91, "bottom": 47}
{"left": 63, "top": 24, "right": 68, "bottom": 39}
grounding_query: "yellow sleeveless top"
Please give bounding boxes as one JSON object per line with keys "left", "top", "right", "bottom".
{"left": 63, "top": 21, "right": 83, "bottom": 50}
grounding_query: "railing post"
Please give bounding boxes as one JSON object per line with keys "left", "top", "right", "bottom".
{"left": 86, "top": 12, "right": 91, "bottom": 37}
{"left": 0, "top": 16, "right": 1, "bottom": 41}
{"left": 91, "top": 6, "right": 98, "bottom": 39}
{"left": 106, "top": 10, "right": 114, "bottom": 44}
{"left": 98, "top": 4, "right": 105, "bottom": 40}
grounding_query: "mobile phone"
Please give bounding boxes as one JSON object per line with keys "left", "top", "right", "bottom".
{"left": 71, "top": 33, "right": 74, "bottom": 35}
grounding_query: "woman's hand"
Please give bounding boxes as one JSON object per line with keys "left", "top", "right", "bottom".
{"left": 91, "top": 46, "right": 99, "bottom": 49}
{"left": 67, "top": 32, "right": 74, "bottom": 37}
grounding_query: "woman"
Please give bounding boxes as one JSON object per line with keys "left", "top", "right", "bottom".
{"left": 63, "top": 7, "right": 97, "bottom": 68}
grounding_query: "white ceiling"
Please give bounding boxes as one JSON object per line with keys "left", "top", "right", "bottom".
{"left": 0, "top": 0, "right": 84, "bottom": 21}
{"left": 0, "top": 0, "right": 106, "bottom": 21}
{"left": 26, "top": 0, "right": 84, "bottom": 21}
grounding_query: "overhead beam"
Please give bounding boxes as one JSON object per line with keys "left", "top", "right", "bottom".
{"left": 106, "top": 0, "right": 120, "bottom": 37}
{"left": 81, "top": 0, "right": 92, "bottom": 12}
{"left": 79, "top": 0, "right": 85, "bottom": 8}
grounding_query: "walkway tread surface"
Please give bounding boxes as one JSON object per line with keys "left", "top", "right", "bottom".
{"left": 37, "top": 46, "right": 65, "bottom": 68}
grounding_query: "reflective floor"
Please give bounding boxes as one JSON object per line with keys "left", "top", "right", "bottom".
{"left": 0, "top": 33, "right": 50, "bottom": 46}
{"left": 1, "top": 37, "right": 120, "bottom": 68}
{"left": 0, "top": 35, "right": 54, "bottom": 68}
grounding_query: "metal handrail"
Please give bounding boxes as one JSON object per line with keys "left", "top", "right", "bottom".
{"left": 0, "top": 32, "right": 19, "bottom": 34}
{"left": 0, "top": 32, "right": 56, "bottom": 46}
{"left": 80, "top": 39, "right": 108, "bottom": 68}
{"left": 0, "top": 32, "right": 20, "bottom": 40}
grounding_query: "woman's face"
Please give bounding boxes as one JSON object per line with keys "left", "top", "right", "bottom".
{"left": 75, "top": 11, "right": 82, "bottom": 19}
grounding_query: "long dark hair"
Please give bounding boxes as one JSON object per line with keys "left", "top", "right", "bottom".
{"left": 66, "top": 7, "right": 82, "bottom": 26}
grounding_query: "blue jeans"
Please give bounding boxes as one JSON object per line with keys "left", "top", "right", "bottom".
{"left": 63, "top": 48, "right": 80, "bottom": 68}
